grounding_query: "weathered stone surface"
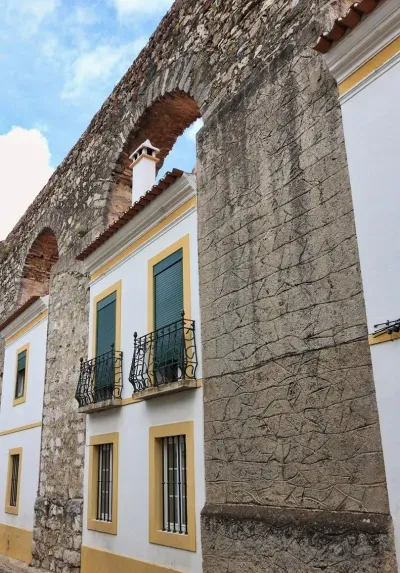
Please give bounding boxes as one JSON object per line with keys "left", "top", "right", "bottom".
{"left": 0, "top": 0, "right": 395, "bottom": 571}
{"left": 32, "top": 497, "right": 83, "bottom": 572}
{"left": 31, "top": 258, "right": 87, "bottom": 572}
{"left": 202, "top": 505, "right": 397, "bottom": 572}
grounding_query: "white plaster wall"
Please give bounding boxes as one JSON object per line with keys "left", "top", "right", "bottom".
{"left": 341, "top": 58, "right": 400, "bottom": 563}
{"left": 0, "top": 317, "right": 47, "bottom": 532}
{"left": 83, "top": 209, "right": 205, "bottom": 573}
{"left": 0, "top": 427, "right": 42, "bottom": 531}
{"left": 0, "top": 318, "right": 48, "bottom": 430}
{"left": 88, "top": 208, "right": 202, "bottom": 392}
{"left": 84, "top": 390, "right": 205, "bottom": 573}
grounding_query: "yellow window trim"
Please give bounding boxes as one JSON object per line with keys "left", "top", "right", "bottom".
{"left": 149, "top": 421, "right": 196, "bottom": 552}
{"left": 13, "top": 344, "right": 30, "bottom": 407}
{"left": 92, "top": 280, "right": 122, "bottom": 360}
{"left": 147, "top": 235, "right": 191, "bottom": 334}
{"left": 5, "top": 447, "right": 23, "bottom": 515}
{"left": 88, "top": 432, "right": 119, "bottom": 535}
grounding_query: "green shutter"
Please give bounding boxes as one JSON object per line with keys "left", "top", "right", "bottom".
{"left": 17, "top": 351, "right": 26, "bottom": 372}
{"left": 96, "top": 291, "right": 116, "bottom": 357}
{"left": 154, "top": 249, "right": 183, "bottom": 330}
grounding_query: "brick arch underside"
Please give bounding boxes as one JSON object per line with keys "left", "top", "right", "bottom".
{"left": 17, "top": 228, "right": 59, "bottom": 306}
{"left": 107, "top": 91, "right": 201, "bottom": 224}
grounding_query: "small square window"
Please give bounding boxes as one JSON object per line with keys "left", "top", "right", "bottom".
{"left": 162, "top": 435, "right": 187, "bottom": 534}
{"left": 149, "top": 422, "right": 196, "bottom": 552}
{"left": 9, "top": 454, "right": 20, "bottom": 507}
{"left": 88, "top": 433, "right": 118, "bottom": 535}
{"left": 14, "top": 345, "right": 29, "bottom": 406}
{"left": 5, "top": 448, "right": 22, "bottom": 515}
{"left": 97, "top": 443, "right": 113, "bottom": 522}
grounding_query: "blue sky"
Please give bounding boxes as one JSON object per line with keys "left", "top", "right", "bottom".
{"left": 0, "top": 0, "right": 201, "bottom": 240}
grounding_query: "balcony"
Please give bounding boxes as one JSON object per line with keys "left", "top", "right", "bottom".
{"left": 75, "top": 347, "right": 123, "bottom": 413}
{"left": 129, "top": 314, "right": 199, "bottom": 400}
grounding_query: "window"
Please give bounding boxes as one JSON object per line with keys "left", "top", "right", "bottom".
{"left": 92, "top": 281, "right": 121, "bottom": 401}
{"left": 163, "top": 435, "right": 187, "bottom": 534}
{"left": 149, "top": 422, "right": 196, "bottom": 552}
{"left": 153, "top": 249, "right": 184, "bottom": 383}
{"left": 92, "top": 281, "right": 121, "bottom": 360}
{"left": 13, "top": 344, "right": 29, "bottom": 406}
{"left": 96, "top": 292, "right": 117, "bottom": 358}
{"left": 97, "top": 444, "right": 113, "bottom": 522}
{"left": 5, "top": 448, "right": 22, "bottom": 515}
{"left": 148, "top": 235, "right": 191, "bottom": 334}
{"left": 88, "top": 433, "right": 119, "bottom": 535}
{"left": 154, "top": 249, "right": 183, "bottom": 331}
{"left": 148, "top": 236, "right": 191, "bottom": 386}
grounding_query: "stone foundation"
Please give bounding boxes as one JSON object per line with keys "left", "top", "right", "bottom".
{"left": 202, "top": 504, "right": 396, "bottom": 572}
{"left": 32, "top": 498, "right": 83, "bottom": 572}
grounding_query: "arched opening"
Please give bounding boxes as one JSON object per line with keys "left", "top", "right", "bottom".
{"left": 108, "top": 91, "right": 201, "bottom": 224}
{"left": 17, "top": 228, "right": 59, "bottom": 305}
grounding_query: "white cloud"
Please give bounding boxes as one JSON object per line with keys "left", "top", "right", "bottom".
{"left": 112, "top": 0, "right": 174, "bottom": 17}
{"left": 61, "top": 38, "right": 147, "bottom": 100}
{"left": 3, "top": 0, "right": 58, "bottom": 35}
{"left": 185, "top": 118, "right": 204, "bottom": 142}
{"left": 0, "top": 127, "right": 53, "bottom": 240}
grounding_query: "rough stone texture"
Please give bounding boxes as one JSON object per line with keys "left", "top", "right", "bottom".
{"left": 0, "top": 554, "right": 48, "bottom": 573}
{"left": 0, "top": 0, "right": 396, "bottom": 571}
{"left": 30, "top": 258, "right": 87, "bottom": 572}
{"left": 202, "top": 505, "right": 397, "bottom": 572}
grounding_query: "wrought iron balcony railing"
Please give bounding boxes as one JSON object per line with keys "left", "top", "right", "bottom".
{"left": 75, "top": 346, "right": 123, "bottom": 408}
{"left": 129, "top": 313, "right": 198, "bottom": 393}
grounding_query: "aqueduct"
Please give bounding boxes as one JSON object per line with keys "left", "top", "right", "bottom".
{"left": 0, "top": 0, "right": 395, "bottom": 571}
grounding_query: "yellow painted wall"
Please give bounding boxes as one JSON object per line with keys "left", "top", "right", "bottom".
{"left": 0, "top": 523, "right": 32, "bottom": 563}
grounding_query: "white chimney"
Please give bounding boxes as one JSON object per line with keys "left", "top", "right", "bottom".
{"left": 129, "top": 139, "right": 160, "bottom": 204}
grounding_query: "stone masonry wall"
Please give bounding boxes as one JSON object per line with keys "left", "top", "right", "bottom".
{"left": 31, "top": 257, "right": 88, "bottom": 572}
{"left": 0, "top": 0, "right": 396, "bottom": 571}
{"left": 195, "top": 9, "right": 397, "bottom": 573}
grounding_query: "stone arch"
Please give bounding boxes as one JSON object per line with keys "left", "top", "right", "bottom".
{"left": 17, "top": 227, "right": 59, "bottom": 305}
{"left": 107, "top": 90, "right": 201, "bottom": 223}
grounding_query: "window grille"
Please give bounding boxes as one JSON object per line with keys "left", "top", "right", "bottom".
{"left": 9, "top": 454, "right": 20, "bottom": 507}
{"left": 97, "top": 443, "right": 113, "bottom": 522}
{"left": 162, "top": 435, "right": 187, "bottom": 534}
{"left": 15, "top": 350, "right": 26, "bottom": 399}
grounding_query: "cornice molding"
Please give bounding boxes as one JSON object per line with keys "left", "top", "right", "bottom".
{"left": 339, "top": 48, "right": 400, "bottom": 102}
{"left": 325, "top": 0, "right": 400, "bottom": 84}
{"left": 1, "top": 297, "right": 49, "bottom": 343}
{"left": 85, "top": 173, "right": 196, "bottom": 277}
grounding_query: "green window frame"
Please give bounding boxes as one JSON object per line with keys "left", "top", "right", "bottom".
{"left": 153, "top": 248, "right": 184, "bottom": 331}
{"left": 96, "top": 291, "right": 117, "bottom": 358}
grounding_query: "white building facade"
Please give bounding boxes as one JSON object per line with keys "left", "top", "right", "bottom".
{"left": 320, "top": 0, "right": 400, "bottom": 564}
{"left": 0, "top": 297, "right": 48, "bottom": 563}
{"left": 76, "top": 148, "right": 205, "bottom": 573}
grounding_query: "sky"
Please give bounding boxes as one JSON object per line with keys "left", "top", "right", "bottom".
{"left": 0, "top": 0, "right": 202, "bottom": 240}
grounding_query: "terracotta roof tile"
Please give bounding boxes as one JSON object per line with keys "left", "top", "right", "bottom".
{"left": 76, "top": 168, "right": 184, "bottom": 261}
{"left": 313, "top": 0, "right": 382, "bottom": 53}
